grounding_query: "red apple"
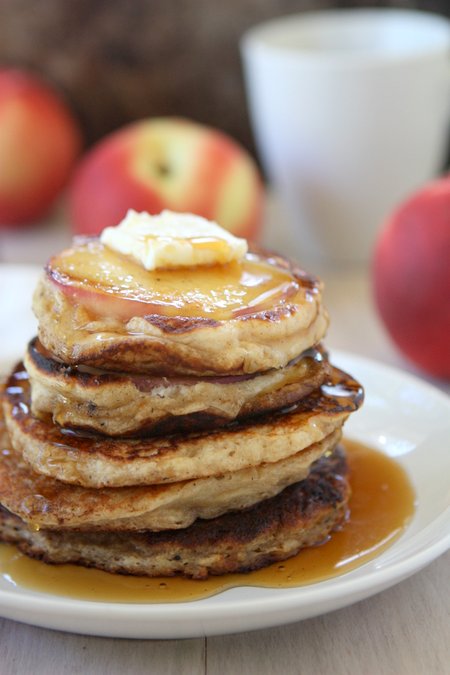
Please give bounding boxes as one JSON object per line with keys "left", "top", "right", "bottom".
{"left": 0, "top": 69, "right": 83, "bottom": 226}
{"left": 373, "top": 175, "right": 450, "bottom": 378}
{"left": 69, "top": 118, "right": 263, "bottom": 240}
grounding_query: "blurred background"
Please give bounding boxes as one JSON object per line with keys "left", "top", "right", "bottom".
{"left": 1, "top": 0, "right": 449, "bottom": 156}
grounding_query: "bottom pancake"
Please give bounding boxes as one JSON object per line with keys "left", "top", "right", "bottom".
{"left": 0, "top": 447, "right": 349, "bottom": 579}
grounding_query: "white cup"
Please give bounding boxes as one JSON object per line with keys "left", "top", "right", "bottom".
{"left": 241, "top": 9, "right": 450, "bottom": 265}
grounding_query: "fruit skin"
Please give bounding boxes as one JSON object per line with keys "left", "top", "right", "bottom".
{"left": 69, "top": 117, "right": 263, "bottom": 240}
{"left": 373, "top": 175, "right": 450, "bottom": 378}
{"left": 49, "top": 272, "right": 154, "bottom": 322}
{"left": 0, "top": 69, "right": 82, "bottom": 226}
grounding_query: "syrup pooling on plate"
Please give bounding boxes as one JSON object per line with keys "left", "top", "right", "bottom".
{"left": 0, "top": 440, "right": 416, "bottom": 602}
{"left": 47, "top": 241, "right": 306, "bottom": 321}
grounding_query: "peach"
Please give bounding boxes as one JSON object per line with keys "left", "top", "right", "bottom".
{"left": 47, "top": 241, "right": 172, "bottom": 322}
{"left": 69, "top": 118, "right": 263, "bottom": 240}
{"left": 0, "top": 69, "right": 82, "bottom": 226}
{"left": 373, "top": 175, "right": 450, "bottom": 378}
{"left": 49, "top": 272, "right": 156, "bottom": 322}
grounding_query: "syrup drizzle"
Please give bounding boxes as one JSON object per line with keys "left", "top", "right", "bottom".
{"left": 0, "top": 440, "right": 415, "bottom": 603}
{"left": 48, "top": 244, "right": 309, "bottom": 321}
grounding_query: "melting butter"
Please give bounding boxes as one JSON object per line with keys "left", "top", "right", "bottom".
{"left": 100, "top": 210, "right": 248, "bottom": 270}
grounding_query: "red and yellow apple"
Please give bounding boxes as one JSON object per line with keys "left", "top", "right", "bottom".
{"left": 69, "top": 118, "right": 264, "bottom": 240}
{"left": 373, "top": 175, "right": 450, "bottom": 378}
{"left": 0, "top": 69, "right": 82, "bottom": 226}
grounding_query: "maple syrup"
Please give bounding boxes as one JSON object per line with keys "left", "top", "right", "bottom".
{"left": 0, "top": 439, "right": 415, "bottom": 603}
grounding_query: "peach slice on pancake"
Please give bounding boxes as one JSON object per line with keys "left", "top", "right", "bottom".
{"left": 46, "top": 238, "right": 302, "bottom": 323}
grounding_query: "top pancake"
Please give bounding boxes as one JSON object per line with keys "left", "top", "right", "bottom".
{"left": 33, "top": 245, "right": 328, "bottom": 375}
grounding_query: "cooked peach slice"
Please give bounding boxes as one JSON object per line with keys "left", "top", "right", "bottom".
{"left": 46, "top": 240, "right": 300, "bottom": 322}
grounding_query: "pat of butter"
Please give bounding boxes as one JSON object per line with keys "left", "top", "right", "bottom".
{"left": 100, "top": 210, "right": 248, "bottom": 270}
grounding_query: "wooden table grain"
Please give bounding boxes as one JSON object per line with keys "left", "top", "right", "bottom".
{"left": 0, "top": 209, "right": 449, "bottom": 675}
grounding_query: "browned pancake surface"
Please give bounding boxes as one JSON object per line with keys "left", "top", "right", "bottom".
{"left": 3, "top": 363, "right": 363, "bottom": 487}
{"left": 25, "top": 338, "right": 331, "bottom": 437}
{"left": 0, "top": 406, "right": 340, "bottom": 530}
{"left": 0, "top": 447, "right": 349, "bottom": 578}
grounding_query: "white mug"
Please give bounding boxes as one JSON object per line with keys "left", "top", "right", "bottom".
{"left": 241, "top": 9, "right": 450, "bottom": 265}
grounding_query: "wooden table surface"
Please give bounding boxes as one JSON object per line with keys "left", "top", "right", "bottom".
{"left": 0, "top": 208, "right": 449, "bottom": 675}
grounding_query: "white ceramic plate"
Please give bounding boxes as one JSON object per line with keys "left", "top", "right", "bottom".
{"left": 0, "top": 266, "right": 449, "bottom": 639}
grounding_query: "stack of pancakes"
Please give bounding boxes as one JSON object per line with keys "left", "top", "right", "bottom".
{"left": 0, "top": 243, "right": 363, "bottom": 578}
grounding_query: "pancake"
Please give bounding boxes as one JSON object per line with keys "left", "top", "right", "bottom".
{"left": 0, "top": 446, "right": 350, "bottom": 578}
{"left": 33, "top": 247, "right": 328, "bottom": 376}
{"left": 3, "top": 363, "right": 363, "bottom": 488}
{"left": 0, "top": 412, "right": 340, "bottom": 530}
{"left": 25, "top": 338, "right": 331, "bottom": 437}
